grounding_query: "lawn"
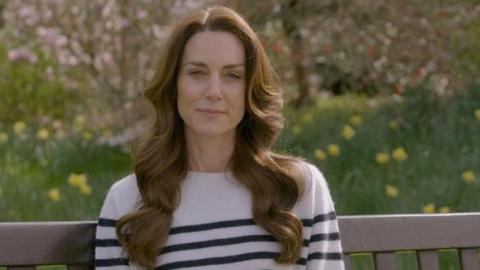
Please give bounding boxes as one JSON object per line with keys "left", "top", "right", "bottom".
{"left": 1, "top": 85, "right": 479, "bottom": 270}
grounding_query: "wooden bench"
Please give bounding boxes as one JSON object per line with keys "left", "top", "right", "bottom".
{"left": 1, "top": 213, "right": 480, "bottom": 269}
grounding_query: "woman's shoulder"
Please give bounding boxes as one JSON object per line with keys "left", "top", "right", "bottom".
{"left": 291, "top": 160, "right": 337, "bottom": 216}
{"left": 289, "top": 159, "right": 328, "bottom": 191}
{"left": 109, "top": 173, "right": 139, "bottom": 195}
{"left": 103, "top": 173, "right": 142, "bottom": 214}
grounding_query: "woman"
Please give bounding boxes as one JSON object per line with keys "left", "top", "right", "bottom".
{"left": 95, "top": 5, "right": 344, "bottom": 270}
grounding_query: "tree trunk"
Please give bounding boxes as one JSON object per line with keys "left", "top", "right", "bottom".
{"left": 281, "top": 0, "right": 312, "bottom": 109}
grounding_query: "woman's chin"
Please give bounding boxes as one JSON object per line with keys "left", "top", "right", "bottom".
{"left": 188, "top": 126, "right": 235, "bottom": 138}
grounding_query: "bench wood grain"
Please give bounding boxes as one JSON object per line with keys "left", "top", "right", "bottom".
{"left": 1, "top": 213, "right": 479, "bottom": 269}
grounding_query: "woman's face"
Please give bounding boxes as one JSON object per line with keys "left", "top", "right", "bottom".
{"left": 177, "top": 31, "right": 246, "bottom": 139}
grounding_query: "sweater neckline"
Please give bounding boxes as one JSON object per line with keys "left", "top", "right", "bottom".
{"left": 187, "top": 170, "right": 231, "bottom": 175}
{"left": 186, "top": 170, "right": 232, "bottom": 178}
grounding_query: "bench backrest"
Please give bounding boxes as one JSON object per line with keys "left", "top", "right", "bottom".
{"left": 1, "top": 213, "right": 479, "bottom": 269}
{"left": 0, "top": 221, "right": 96, "bottom": 269}
{"left": 340, "top": 213, "right": 480, "bottom": 270}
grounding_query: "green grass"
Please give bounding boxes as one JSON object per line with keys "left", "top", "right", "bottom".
{"left": 0, "top": 85, "right": 479, "bottom": 270}
{"left": 0, "top": 131, "right": 131, "bottom": 221}
{"left": 278, "top": 84, "right": 480, "bottom": 215}
{"left": 1, "top": 85, "right": 479, "bottom": 218}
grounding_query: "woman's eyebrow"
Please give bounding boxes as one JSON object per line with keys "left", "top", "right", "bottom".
{"left": 223, "top": 64, "right": 245, "bottom": 69}
{"left": 183, "top": 61, "right": 244, "bottom": 69}
{"left": 184, "top": 61, "right": 207, "bottom": 67}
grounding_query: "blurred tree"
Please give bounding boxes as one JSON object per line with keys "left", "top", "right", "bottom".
{"left": 1, "top": 0, "right": 479, "bottom": 139}
{"left": 1, "top": 0, "right": 211, "bottom": 135}
{"left": 279, "top": 0, "right": 311, "bottom": 108}
{"left": 0, "top": 0, "right": 4, "bottom": 27}
{"left": 233, "top": 0, "right": 480, "bottom": 104}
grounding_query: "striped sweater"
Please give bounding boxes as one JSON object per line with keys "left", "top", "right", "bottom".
{"left": 95, "top": 162, "right": 345, "bottom": 270}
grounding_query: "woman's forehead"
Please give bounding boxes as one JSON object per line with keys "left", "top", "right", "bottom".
{"left": 181, "top": 31, "right": 245, "bottom": 67}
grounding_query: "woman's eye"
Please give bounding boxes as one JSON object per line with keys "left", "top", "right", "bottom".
{"left": 227, "top": 73, "right": 241, "bottom": 80}
{"left": 188, "top": 70, "right": 204, "bottom": 77}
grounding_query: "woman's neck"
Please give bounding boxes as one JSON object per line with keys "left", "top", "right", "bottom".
{"left": 185, "top": 131, "right": 235, "bottom": 172}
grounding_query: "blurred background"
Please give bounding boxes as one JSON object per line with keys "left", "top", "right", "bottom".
{"left": 1, "top": 0, "right": 480, "bottom": 221}
{"left": 1, "top": 0, "right": 479, "bottom": 269}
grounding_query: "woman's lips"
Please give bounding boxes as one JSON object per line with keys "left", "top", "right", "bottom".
{"left": 197, "top": 109, "right": 226, "bottom": 117}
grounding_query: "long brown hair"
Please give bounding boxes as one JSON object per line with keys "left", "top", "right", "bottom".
{"left": 116, "top": 5, "right": 307, "bottom": 268}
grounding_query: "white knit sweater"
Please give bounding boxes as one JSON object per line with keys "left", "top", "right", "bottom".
{"left": 95, "top": 162, "right": 345, "bottom": 270}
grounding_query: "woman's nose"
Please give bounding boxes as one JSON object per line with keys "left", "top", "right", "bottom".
{"left": 205, "top": 75, "right": 222, "bottom": 100}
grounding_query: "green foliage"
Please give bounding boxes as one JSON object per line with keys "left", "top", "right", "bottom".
{"left": 0, "top": 84, "right": 478, "bottom": 270}
{"left": 0, "top": 131, "right": 131, "bottom": 221}
{"left": 1, "top": 83, "right": 479, "bottom": 218}
{"left": 0, "top": 44, "right": 79, "bottom": 125}
{"left": 455, "top": 18, "right": 480, "bottom": 78}
{"left": 278, "top": 84, "right": 480, "bottom": 215}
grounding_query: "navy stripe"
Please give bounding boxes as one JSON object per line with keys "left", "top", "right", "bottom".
{"left": 94, "top": 252, "right": 342, "bottom": 269}
{"left": 310, "top": 232, "right": 340, "bottom": 242}
{"left": 98, "top": 218, "right": 117, "bottom": 227}
{"left": 155, "top": 251, "right": 304, "bottom": 270}
{"left": 307, "top": 252, "right": 343, "bottom": 260}
{"left": 171, "top": 211, "right": 336, "bottom": 234}
{"left": 161, "top": 232, "right": 340, "bottom": 254}
{"left": 155, "top": 251, "right": 342, "bottom": 269}
{"left": 301, "top": 211, "right": 337, "bottom": 226}
{"left": 95, "top": 239, "right": 121, "bottom": 247}
{"left": 95, "top": 258, "right": 129, "bottom": 266}
{"left": 94, "top": 233, "right": 339, "bottom": 254}
{"left": 97, "top": 211, "right": 337, "bottom": 232}
{"left": 170, "top": 219, "right": 256, "bottom": 234}
{"left": 95, "top": 231, "right": 339, "bottom": 251}
{"left": 314, "top": 211, "right": 337, "bottom": 222}
{"left": 160, "top": 234, "right": 276, "bottom": 254}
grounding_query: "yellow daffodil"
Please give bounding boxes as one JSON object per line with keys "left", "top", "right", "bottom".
{"left": 79, "top": 183, "right": 92, "bottom": 195}
{"left": 392, "top": 147, "right": 407, "bottom": 161}
{"left": 292, "top": 125, "right": 302, "bottom": 135}
{"left": 475, "top": 109, "right": 480, "bottom": 121}
{"left": 37, "top": 128, "right": 49, "bottom": 140}
{"left": 14, "top": 121, "right": 26, "bottom": 135}
{"left": 301, "top": 112, "right": 314, "bottom": 124}
{"left": 462, "top": 170, "right": 476, "bottom": 183}
{"left": 341, "top": 125, "right": 356, "bottom": 140}
{"left": 439, "top": 206, "right": 451, "bottom": 213}
{"left": 349, "top": 115, "right": 363, "bottom": 126}
{"left": 388, "top": 120, "right": 398, "bottom": 130}
{"left": 314, "top": 149, "right": 326, "bottom": 160}
{"left": 74, "top": 114, "right": 86, "bottom": 131}
{"left": 422, "top": 203, "right": 435, "bottom": 214}
{"left": 327, "top": 144, "right": 340, "bottom": 156}
{"left": 0, "top": 132, "right": 8, "bottom": 143}
{"left": 376, "top": 152, "right": 390, "bottom": 164}
{"left": 68, "top": 173, "right": 87, "bottom": 188}
{"left": 385, "top": 185, "right": 399, "bottom": 198}
{"left": 74, "top": 114, "right": 85, "bottom": 125}
{"left": 48, "top": 188, "right": 61, "bottom": 202}
{"left": 82, "top": 131, "right": 93, "bottom": 141}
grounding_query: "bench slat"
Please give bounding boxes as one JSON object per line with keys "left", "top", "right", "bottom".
{"left": 1, "top": 213, "right": 480, "bottom": 269}
{"left": 343, "top": 254, "right": 352, "bottom": 270}
{"left": 460, "top": 248, "right": 480, "bottom": 270}
{"left": 374, "top": 252, "right": 396, "bottom": 270}
{"left": 68, "top": 264, "right": 94, "bottom": 270}
{"left": 339, "top": 213, "right": 480, "bottom": 253}
{"left": 417, "top": 250, "right": 439, "bottom": 270}
{"left": 0, "top": 221, "right": 96, "bottom": 266}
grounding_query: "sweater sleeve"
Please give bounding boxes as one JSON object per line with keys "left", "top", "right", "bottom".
{"left": 94, "top": 185, "right": 131, "bottom": 269}
{"left": 305, "top": 164, "right": 345, "bottom": 270}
